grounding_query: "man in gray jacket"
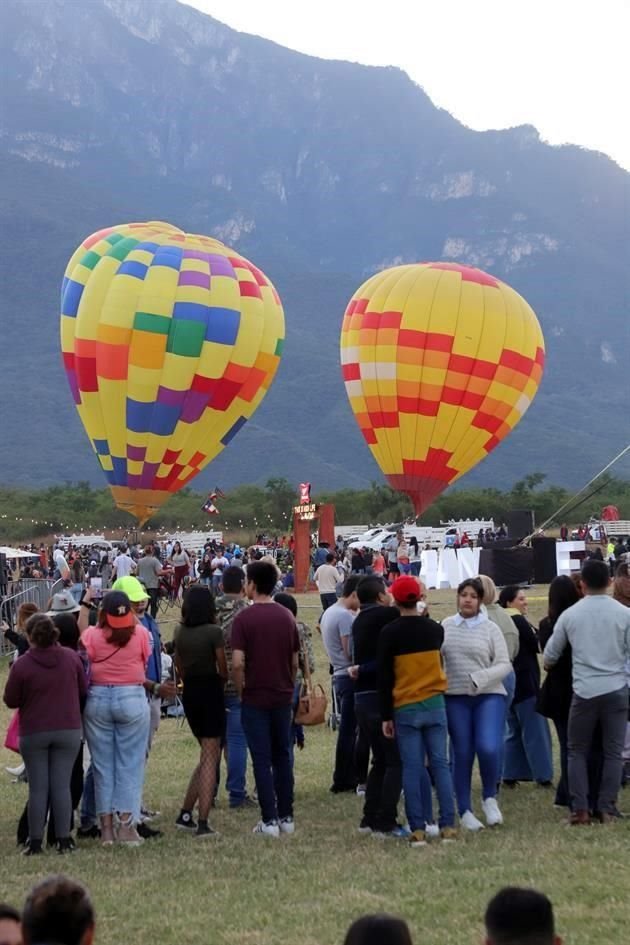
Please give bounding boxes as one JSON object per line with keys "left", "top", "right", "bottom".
{"left": 544, "top": 559, "right": 630, "bottom": 824}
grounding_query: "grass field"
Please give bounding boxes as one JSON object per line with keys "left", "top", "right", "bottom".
{"left": 0, "top": 588, "right": 628, "bottom": 945}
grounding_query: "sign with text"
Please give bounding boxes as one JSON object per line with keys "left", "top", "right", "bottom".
{"left": 293, "top": 503, "right": 319, "bottom": 521}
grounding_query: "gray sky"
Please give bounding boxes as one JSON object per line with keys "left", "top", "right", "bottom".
{"left": 184, "top": 0, "right": 629, "bottom": 170}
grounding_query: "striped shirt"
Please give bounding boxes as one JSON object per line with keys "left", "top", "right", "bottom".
{"left": 441, "top": 614, "right": 511, "bottom": 696}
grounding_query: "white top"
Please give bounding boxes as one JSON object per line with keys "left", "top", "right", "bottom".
{"left": 314, "top": 564, "right": 339, "bottom": 594}
{"left": 211, "top": 555, "right": 229, "bottom": 572}
{"left": 53, "top": 550, "right": 69, "bottom": 575}
{"left": 441, "top": 613, "right": 511, "bottom": 696}
{"left": 113, "top": 553, "right": 135, "bottom": 577}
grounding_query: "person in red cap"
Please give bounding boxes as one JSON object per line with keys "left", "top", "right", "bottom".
{"left": 378, "top": 576, "right": 457, "bottom": 846}
{"left": 81, "top": 591, "right": 152, "bottom": 847}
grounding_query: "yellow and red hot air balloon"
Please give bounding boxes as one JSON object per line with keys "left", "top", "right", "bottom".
{"left": 340, "top": 262, "right": 545, "bottom": 515}
{"left": 61, "top": 222, "right": 284, "bottom": 524}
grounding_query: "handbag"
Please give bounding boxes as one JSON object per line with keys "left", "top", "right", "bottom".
{"left": 4, "top": 710, "right": 20, "bottom": 754}
{"left": 294, "top": 639, "right": 327, "bottom": 726}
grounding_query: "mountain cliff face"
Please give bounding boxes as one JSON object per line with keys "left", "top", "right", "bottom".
{"left": 1, "top": 0, "right": 629, "bottom": 495}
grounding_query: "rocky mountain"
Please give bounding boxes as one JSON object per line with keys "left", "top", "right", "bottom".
{"left": 1, "top": 0, "right": 629, "bottom": 499}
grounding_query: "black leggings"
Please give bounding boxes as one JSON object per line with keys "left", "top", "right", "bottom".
{"left": 18, "top": 741, "right": 84, "bottom": 846}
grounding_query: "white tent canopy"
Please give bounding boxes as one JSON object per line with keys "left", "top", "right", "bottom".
{"left": 0, "top": 546, "right": 40, "bottom": 559}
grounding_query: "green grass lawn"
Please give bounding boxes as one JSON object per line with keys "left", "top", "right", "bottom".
{"left": 0, "top": 589, "right": 628, "bottom": 945}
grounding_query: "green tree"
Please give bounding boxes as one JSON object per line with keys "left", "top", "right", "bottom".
{"left": 264, "top": 477, "right": 296, "bottom": 524}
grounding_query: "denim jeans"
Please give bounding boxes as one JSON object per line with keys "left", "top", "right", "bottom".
{"left": 147, "top": 587, "right": 159, "bottom": 620}
{"left": 446, "top": 693, "right": 505, "bottom": 815}
{"left": 503, "top": 695, "right": 553, "bottom": 783}
{"left": 568, "top": 686, "right": 628, "bottom": 814}
{"left": 355, "top": 691, "right": 402, "bottom": 831}
{"left": 320, "top": 593, "right": 337, "bottom": 611}
{"left": 80, "top": 763, "right": 96, "bottom": 828}
{"left": 497, "top": 669, "right": 515, "bottom": 783}
{"left": 241, "top": 703, "right": 293, "bottom": 823}
{"left": 332, "top": 674, "right": 360, "bottom": 790}
{"left": 395, "top": 706, "right": 455, "bottom": 830}
{"left": 225, "top": 693, "right": 248, "bottom": 806}
{"left": 83, "top": 685, "right": 150, "bottom": 820}
{"left": 70, "top": 583, "right": 84, "bottom": 604}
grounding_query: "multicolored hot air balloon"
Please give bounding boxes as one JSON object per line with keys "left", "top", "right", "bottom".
{"left": 340, "top": 262, "right": 544, "bottom": 514}
{"left": 61, "top": 222, "right": 284, "bottom": 524}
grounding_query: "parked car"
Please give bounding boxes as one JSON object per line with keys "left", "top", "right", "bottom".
{"left": 348, "top": 527, "right": 396, "bottom": 551}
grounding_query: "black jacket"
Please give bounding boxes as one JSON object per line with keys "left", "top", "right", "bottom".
{"left": 511, "top": 614, "right": 542, "bottom": 705}
{"left": 352, "top": 604, "right": 399, "bottom": 694}
{"left": 536, "top": 615, "right": 573, "bottom": 722}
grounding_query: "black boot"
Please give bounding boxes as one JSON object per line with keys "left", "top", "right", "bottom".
{"left": 22, "top": 839, "right": 43, "bottom": 856}
{"left": 56, "top": 837, "right": 76, "bottom": 855}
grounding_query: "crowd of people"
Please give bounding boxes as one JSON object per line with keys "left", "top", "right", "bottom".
{"left": 320, "top": 558, "right": 629, "bottom": 841}
{"left": 1, "top": 530, "right": 629, "bottom": 943}
{"left": 0, "top": 877, "right": 565, "bottom": 945}
{"left": 2, "top": 546, "right": 629, "bottom": 854}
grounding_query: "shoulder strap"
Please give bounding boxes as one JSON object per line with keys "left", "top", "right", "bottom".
{"left": 299, "top": 632, "right": 313, "bottom": 691}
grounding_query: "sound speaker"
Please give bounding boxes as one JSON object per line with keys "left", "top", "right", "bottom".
{"left": 0, "top": 552, "right": 7, "bottom": 597}
{"left": 532, "top": 537, "right": 558, "bottom": 584}
{"left": 479, "top": 546, "right": 534, "bottom": 586}
{"left": 506, "top": 509, "right": 535, "bottom": 540}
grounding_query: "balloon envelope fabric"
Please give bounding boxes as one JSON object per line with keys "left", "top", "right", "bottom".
{"left": 61, "top": 222, "right": 285, "bottom": 524}
{"left": 340, "top": 262, "right": 544, "bottom": 515}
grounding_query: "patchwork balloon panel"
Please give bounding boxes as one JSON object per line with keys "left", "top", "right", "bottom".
{"left": 61, "top": 222, "right": 285, "bottom": 523}
{"left": 340, "top": 263, "right": 544, "bottom": 515}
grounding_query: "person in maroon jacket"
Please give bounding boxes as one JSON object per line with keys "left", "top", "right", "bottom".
{"left": 3, "top": 613, "right": 87, "bottom": 856}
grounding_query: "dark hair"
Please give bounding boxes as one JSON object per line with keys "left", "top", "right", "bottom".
{"left": 458, "top": 577, "right": 485, "bottom": 602}
{"left": 18, "top": 602, "right": 39, "bottom": 629}
{"left": 326, "top": 553, "right": 335, "bottom": 563}
{"left": 172, "top": 541, "right": 182, "bottom": 555}
{"left": 71, "top": 558, "right": 83, "bottom": 582}
{"left": 342, "top": 575, "right": 361, "bottom": 598}
{"left": 485, "top": 887, "right": 555, "bottom": 945}
{"left": 22, "top": 875, "right": 95, "bottom": 945}
{"left": 547, "top": 575, "right": 580, "bottom": 625}
{"left": 25, "top": 614, "right": 59, "bottom": 648}
{"left": 181, "top": 585, "right": 216, "bottom": 627}
{"left": 274, "top": 592, "right": 297, "bottom": 616}
{"left": 52, "top": 613, "right": 80, "bottom": 650}
{"left": 343, "top": 914, "right": 413, "bottom": 945}
{"left": 581, "top": 558, "right": 609, "bottom": 591}
{"left": 615, "top": 560, "right": 629, "bottom": 578}
{"left": 356, "top": 575, "right": 388, "bottom": 605}
{"left": 246, "top": 561, "right": 278, "bottom": 596}
{"left": 221, "top": 566, "right": 245, "bottom": 595}
{"left": 0, "top": 903, "right": 20, "bottom": 923}
{"left": 498, "top": 584, "right": 520, "bottom": 608}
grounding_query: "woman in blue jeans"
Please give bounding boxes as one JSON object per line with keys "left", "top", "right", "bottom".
{"left": 81, "top": 591, "right": 152, "bottom": 847}
{"left": 442, "top": 579, "right": 511, "bottom": 832}
{"left": 498, "top": 586, "right": 553, "bottom": 788}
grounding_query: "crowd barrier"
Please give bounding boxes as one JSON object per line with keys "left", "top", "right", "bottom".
{"left": 0, "top": 578, "right": 63, "bottom": 657}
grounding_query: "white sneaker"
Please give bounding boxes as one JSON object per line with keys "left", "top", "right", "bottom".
{"left": 481, "top": 797, "right": 503, "bottom": 827}
{"left": 5, "top": 763, "right": 25, "bottom": 777}
{"left": 252, "top": 820, "right": 280, "bottom": 838}
{"left": 425, "top": 823, "right": 440, "bottom": 839}
{"left": 356, "top": 784, "right": 366, "bottom": 796}
{"left": 279, "top": 817, "right": 295, "bottom": 835}
{"left": 460, "top": 810, "right": 485, "bottom": 832}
